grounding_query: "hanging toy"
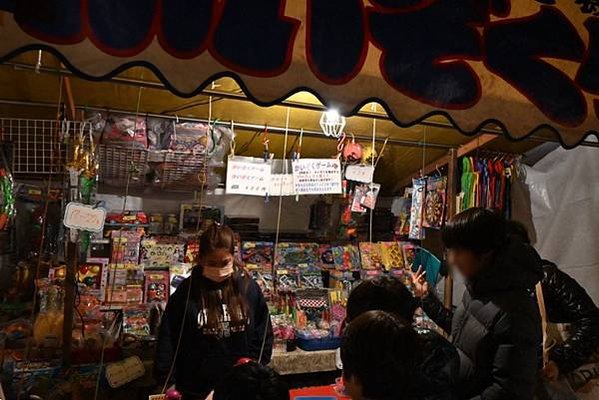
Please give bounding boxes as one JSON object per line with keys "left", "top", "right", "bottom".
{"left": 342, "top": 134, "right": 363, "bottom": 163}
{"left": 362, "top": 144, "right": 378, "bottom": 165}
{"left": 0, "top": 168, "right": 15, "bottom": 231}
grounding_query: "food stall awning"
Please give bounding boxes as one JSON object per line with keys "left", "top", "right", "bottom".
{"left": 0, "top": 1, "right": 598, "bottom": 148}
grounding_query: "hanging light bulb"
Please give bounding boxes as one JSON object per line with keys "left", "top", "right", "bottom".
{"left": 320, "top": 109, "right": 346, "bottom": 138}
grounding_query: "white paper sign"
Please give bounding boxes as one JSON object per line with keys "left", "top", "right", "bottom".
{"left": 270, "top": 174, "right": 296, "bottom": 196}
{"left": 292, "top": 158, "right": 342, "bottom": 195}
{"left": 226, "top": 157, "right": 271, "bottom": 196}
{"left": 345, "top": 165, "right": 375, "bottom": 183}
{"left": 63, "top": 202, "right": 106, "bottom": 233}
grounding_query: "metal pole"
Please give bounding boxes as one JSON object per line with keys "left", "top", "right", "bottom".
{"left": 443, "top": 148, "right": 458, "bottom": 309}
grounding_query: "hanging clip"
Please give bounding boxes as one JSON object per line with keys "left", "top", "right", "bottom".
{"left": 262, "top": 125, "right": 270, "bottom": 162}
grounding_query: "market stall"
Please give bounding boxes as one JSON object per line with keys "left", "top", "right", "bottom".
{"left": 0, "top": 1, "right": 598, "bottom": 400}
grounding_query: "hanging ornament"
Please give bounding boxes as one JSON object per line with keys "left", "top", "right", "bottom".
{"left": 362, "top": 145, "right": 378, "bottom": 165}
{"left": 342, "top": 134, "right": 363, "bottom": 163}
{"left": 320, "top": 109, "right": 346, "bottom": 138}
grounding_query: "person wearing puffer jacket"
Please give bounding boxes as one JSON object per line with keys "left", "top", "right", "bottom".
{"left": 506, "top": 220, "right": 599, "bottom": 381}
{"left": 413, "top": 208, "right": 543, "bottom": 400}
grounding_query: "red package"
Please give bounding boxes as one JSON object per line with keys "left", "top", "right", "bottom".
{"left": 144, "top": 270, "right": 169, "bottom": 303}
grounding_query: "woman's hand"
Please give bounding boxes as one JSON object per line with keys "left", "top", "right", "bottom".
{"left": 411, "top": 266, "right": 429, "bottom": 298}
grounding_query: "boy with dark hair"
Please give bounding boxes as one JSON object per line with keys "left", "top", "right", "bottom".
{"left": 341, "top": 310, "right": 420, "bottom": 400}
{"left": 346, "top": 276, "right": 458, "bottom": 400}
{"left": 413, "top": 208, "right": 543, "bottom": 400}
{"left": 507, "top": 220, "right": 599, "bottom": 381}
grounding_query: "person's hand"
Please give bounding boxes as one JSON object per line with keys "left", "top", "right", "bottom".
{"left": 543, "top": 361, "right": 560, "bottom": 381}
{"left": 411, "top": 266, "right": 429, "bottom": 298}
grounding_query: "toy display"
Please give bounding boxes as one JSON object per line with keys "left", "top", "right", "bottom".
{"left": 358, "top": 242, "right": 383, "bottom": 270}
{"left": 122, "top": 305, "right": 151, "bottom": 337}
{"left": 144, "top": 270, "right": 169, "bottom": 303}
{"left": 140, "top": 239, "right": 185, "bottom": 269}
{"left": 379, "top": 242, "right": 404, "bottom": 271}
{"left": 275, "top": 243, "right": 319, "bottom": 270}
{"left": 242, "top": 241, "right": 274, "bottom": 271}
{"left": 409, "top": 178, "right": 426, "bottom": 240}
{"left": 423, "top": 176, "right": 447, "bottom": 229}
{"left": 76, "top": 263, "right": 108, "bottom": 301}
{"left": 111, "top": 230, "right": 143, "bottom": 264}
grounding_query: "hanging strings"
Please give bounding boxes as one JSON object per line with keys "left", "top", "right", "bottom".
{"left": 16, "top": 75, "right": 64, "bottom": 400}
{"left": 161, "top": 90, "right": 215, "bottom": 394}
{"left": 369, "top": 104, "right": 377, "bottom": 243}
{"left": 94, "top": 72, "right": 146, "bottom": 400}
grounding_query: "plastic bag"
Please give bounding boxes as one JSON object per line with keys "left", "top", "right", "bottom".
{"left": 102, "top": 114, "right": 148, "bottom": 149}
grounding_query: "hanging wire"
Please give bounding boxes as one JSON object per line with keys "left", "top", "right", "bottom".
{"left": 94, "top": 72, "right": 146, "bottom": 400}
{"left": 161, "top": 89, "right": 214, "bottom": 395}
{"left": 369, "top": 105, "right": 377, "bottom": 243}
{"left": 16, "top": 75, "right": 64, "bottom": 400}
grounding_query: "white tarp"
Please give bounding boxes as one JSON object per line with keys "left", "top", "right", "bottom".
{"left": 524, "top": 143, "right": 599, "bottom": 304}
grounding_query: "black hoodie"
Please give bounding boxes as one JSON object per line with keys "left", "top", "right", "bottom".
{"left": 423, "top": 239, "right": 543, "bottom": 400}
{"left": 154, "top": 269, "right": 273, "bottom": 398}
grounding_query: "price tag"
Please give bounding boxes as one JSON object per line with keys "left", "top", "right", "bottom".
{"left": 345, "top": 165, "right": 374, "bottom": 183}
{"left": 63, "top": 202, "right": 106, "bottom": 232}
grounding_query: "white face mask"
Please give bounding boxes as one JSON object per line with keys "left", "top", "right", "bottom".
{"left": 202, "top": 261, "right": 234, "bottom": 283}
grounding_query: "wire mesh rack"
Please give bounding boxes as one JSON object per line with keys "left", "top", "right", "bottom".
{"left": 0, "top": 118, "right": 69, "bottom": 175}
{"left": 1, "top": 118, "right": 208, "bottom": 191}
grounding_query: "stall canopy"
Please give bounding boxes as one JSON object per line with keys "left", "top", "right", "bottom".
{"left": 0, "top": 1, "right": 598, "bottom": 148}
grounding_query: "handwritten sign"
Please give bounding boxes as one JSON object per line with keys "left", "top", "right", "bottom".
{"left": 270, "top": 174, "right": 295, "bottom": 196}
{"left": 345, "top": 165, "right": 374, "bottom": 183}
{"left": 63, "top": 202, "right": 106, "bottom": 233}
{"left": 292, "top": 158, "right": 342, "bottom": 195}
{"left": 226, "top": 157, "right": 271, "bottom": 196}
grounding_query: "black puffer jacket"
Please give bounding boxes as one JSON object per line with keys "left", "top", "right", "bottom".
{"left": 423, "top": 239, "right": 543, "bottom": 400}
{"left": 541, "top": 261, "right": 599, "bottom": 373}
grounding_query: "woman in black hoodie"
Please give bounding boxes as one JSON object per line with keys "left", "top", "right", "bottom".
{"left": 413, "top": 208, "right": 543, "bottom": 400}
{"left": 154, "top": 225, "right": 273, "bottom": 399}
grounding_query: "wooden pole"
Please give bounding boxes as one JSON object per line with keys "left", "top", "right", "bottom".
{"left": 62, "top": 241, "right": 77, "bottom": 368}
{"left": 443, "top": 148, "right": 458, "bottom": 308}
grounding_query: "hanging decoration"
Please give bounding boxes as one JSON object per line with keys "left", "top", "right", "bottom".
{"left": 320, "top": 110, "right": 346, "bottom": 139}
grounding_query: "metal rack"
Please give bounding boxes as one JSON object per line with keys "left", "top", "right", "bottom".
{"left": 1, "top": 118, "right": 208, "bottom": 192}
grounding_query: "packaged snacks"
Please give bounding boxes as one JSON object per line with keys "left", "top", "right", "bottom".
{"left": 101, "top": 114, "right": 148, "bottom": 149}
{"left": 140, "top": 239, "right": 185, "bottom": 269}
{"left": 379, "top": 241, "right": 405, "bottom": 271}
{"left": 401, "top": 243, "right": 417, "bottom": 272}
{"left": 110, "top": 230, "right": 143, "bottom": 264}
{"left": 275, "top": 268, "right": 300, "bottom": 292}
{"left": 275, "top": 243, "right": 319, "bottom": 270}
{"left": 169, "top": 263, "right": 193, "bottom": 295}
{"left": 163, "top": 122, "right": 209, "bottom": 153}
{"left": 242, "top": 241, "right": 274, "bottom": 271}
{"left": 423, "top": 176, "right": 447, "bottom": 229}
{"left": 144, "top": 270, "right": 170, "bottom": 303}
{"left": 358, "top": 242, "right": 383, "bottom": 270}
{"left": 409, "top": 178, "right": 426, "bottom": 240}
{"left": 122, "top": 305, "right": 151, "bottom": 337}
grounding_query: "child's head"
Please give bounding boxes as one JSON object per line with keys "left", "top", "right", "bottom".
{"left": 199, "top": 224, "right": 236, "bottom": 283}
{"left": 212, "top": 360, "right": 288, "bottom": 400}
{"left": 346, "top": 276, "right": 417, "bottom": 323}
{"left": 341, "top": 310, "right": 419, "bottom": 400}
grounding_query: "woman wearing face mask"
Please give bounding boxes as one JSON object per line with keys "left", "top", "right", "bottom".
{"left": 154, "top": 224, "right": 273, "bottom": 399}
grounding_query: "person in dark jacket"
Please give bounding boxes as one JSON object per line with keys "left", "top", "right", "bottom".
{"left": 346, "top": 276, "right": 459, "bottom": 400}
{"left": 154, "top": 225, "right": 273, "bottom": 399}
{"left": 412, "top": 208, "right": 543, "bottom": 400}
{"left": 506, "top": 220, "right": 599, "bottom": 380}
